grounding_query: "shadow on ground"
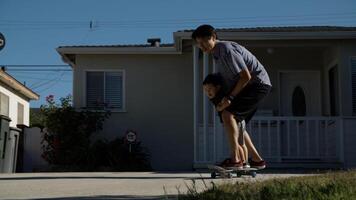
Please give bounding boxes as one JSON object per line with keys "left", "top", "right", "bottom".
{"left": 28, "top": 195, "right": 176, "bottom": 200}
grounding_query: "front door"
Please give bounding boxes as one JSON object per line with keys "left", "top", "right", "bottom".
{"left": 280, "top": 71, "right": 321, "bottom": 116}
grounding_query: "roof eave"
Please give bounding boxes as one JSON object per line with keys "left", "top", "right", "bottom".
{"left": 0, "top": 71, "right": 40, "bottom": 101}
{"left": 174, "top": 31, "right": 356, "bottom": 40}
{"left": 56, "top": 46, "right": 181, "bottom": 55}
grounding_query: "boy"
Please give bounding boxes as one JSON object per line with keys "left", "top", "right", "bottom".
{"left": 193, "top": 24, "right": 272, "bottom": 169}
{"left": 203, "top": 73, "right": 265, "bottom": 169}
{"left": 203, "top": 73, "right": 248, "bottom": 168}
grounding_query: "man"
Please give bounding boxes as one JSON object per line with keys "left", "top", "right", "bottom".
{"left": 193, "top": 24, "right": 272, "bottom": 169}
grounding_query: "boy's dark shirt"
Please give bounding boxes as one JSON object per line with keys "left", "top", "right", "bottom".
{"left": 210, "top": 87, "right": 226, "bottom": 107}
{"left": 209, "top": 88, "right": 226, "bottom": 123}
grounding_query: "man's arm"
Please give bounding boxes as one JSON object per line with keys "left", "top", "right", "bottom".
{"left": 229, "top": 68, "right": 251, "bottom": 97}
{"left": 216, "top": 69, "right": 251, "bottom": 112}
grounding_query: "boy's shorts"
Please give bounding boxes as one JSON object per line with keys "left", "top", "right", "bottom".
{"left": 218, "top": 81, "right": 272, "bottom": 124}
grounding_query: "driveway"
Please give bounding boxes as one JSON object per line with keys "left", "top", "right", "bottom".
{"left": 0, "top": 171, "right": 313, "bottom": 200}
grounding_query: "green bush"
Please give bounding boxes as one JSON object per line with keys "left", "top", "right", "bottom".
{"left": 180, "top": 170, "right": 356, "bottom": 200}
{"left": 39, "top": 94, "right": 151, "bottom": 171}
{"left": 89, "top": 138, "right": 151, "bottom": 171}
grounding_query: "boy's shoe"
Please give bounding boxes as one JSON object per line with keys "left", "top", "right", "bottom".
{"left": 217, "top": 158, "right": 243, "bottom": 170}
{"left": 243, "top": 162, "right": 250, "bottom": 169}
{"left": 225, "top": 160, "right": 244, "bottom": 170}
{"left": 250, "top": 160, "right": 266, "bottom": 169}
{"left": 217, "top": 158, "right": 231, "bottom": 167}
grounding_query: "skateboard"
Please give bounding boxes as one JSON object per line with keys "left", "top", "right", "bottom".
{"left": 208, "top": 164, "right": 259, "bottom": 178}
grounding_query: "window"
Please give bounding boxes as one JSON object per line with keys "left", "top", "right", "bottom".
{"left": 352, "top": 58, "right": 356, "bottom": 115}
{"left": 86, "top": 71, "right": 124, "bottom": 110}
{"left": 17, "top": 103, "right": 24, "bottom": 124}
{"left": 329, "top": 66, "right": 339, "bottom": 116}
{"left": 292, "top": 86, "right": 306, "bottom": 116}
{"left": 0, "top": 92, "right": 9, "bottom": 116}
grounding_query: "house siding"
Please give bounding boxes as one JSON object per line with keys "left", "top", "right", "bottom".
{"left": 338, "top": 41, "right": 356, "bottom": 117}
{"left": 74, "top": 54, "right": 194, "bottom": 170}
{"left": 0, "top": 83, "right": 30, "bottom": 127}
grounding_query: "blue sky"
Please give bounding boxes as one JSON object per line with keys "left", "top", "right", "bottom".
{"left": 0, "top": 0, "right": 356, "bottom": 108}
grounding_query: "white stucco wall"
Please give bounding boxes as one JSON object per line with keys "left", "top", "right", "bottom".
{"left": 0, "top": 83, "right": 30, "bottom": 127}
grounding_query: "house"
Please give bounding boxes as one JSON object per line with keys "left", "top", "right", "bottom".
{"left": 0, "top": 68, "right": 39, "bottom": 126}
{"left": 0, "top": 68, "right": 39, "bottom": 173}
{"left": 57, "top": 26, "right": 356, "bottom": 170}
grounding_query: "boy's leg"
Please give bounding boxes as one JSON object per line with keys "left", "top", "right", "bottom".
{"left": 238, "top": 146, "right": 245, "bottom": 163}
{"left": 243, "top": 130, "right": 263, "bottom": 162}
{"left": 221, "top": 110, "right": 241, "bottom": 162}
{"left": 242, "top": 144, "right": 248, "bottom": 163}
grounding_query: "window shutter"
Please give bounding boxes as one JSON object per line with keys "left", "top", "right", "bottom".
{"left": 17, "top": 103, "right": 24, "bottom": 124}
{"left": 105, "top": 72, "right": 123, "bottom": 109}
{"left": 0, "top": 93, "right": 9, "bottom": 116}
{"left": 86, "top": 72, "right": 104, "bottom": 108}
{"left": 352, "top": 58, "right": 356, "bottom": 115}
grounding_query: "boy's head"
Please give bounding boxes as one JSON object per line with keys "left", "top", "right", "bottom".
{"left": 203, "top": 73, "right": 223, "bottom": 99}
{"left": 192, "top": 24, "right": 217, "bottom": 53}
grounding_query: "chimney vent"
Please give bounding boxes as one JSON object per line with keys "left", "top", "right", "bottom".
{"left": 147, "top": 38, "right": 161, "bottom": 47}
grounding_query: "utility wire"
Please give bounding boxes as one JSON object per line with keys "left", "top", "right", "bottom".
{"left": 35, "top": 72, "right": 66, "bottom": 93}
{"left": 1, "top": 12, "right": 356, "bottom": 31}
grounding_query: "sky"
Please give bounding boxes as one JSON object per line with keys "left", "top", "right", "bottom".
{"left": 0, "top": 0, "right": 356, "bottom": 108}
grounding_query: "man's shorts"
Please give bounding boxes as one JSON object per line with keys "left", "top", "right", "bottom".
{"left": 218, "top": 81, "right": 272, "bottom": 124}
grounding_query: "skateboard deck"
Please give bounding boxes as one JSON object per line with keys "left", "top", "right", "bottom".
{"left": 208, "top": 164, "right": 260, "bottom": 178}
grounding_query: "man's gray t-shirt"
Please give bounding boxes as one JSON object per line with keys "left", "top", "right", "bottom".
{"left": 212, "top": 40, "right": 272, "bottom": 93}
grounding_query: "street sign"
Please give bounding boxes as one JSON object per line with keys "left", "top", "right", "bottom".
{"left": 125, "top": 130, "right": 137, "bottom": 143}
{"left": 0, "top": 32, "right": 5, "bottom": 52}
{"left": 125, "top": 130, "right": 137, "bottom": 153}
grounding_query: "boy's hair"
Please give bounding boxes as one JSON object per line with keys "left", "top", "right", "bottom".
{"left": 203, "top": 73, "right": 223, "bottom": 86}
{"left": 191, "top": 24, "right": 217, "bottom": 41}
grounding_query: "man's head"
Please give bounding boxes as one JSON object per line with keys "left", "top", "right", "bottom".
{"left": 192, "top": 24, "right": 217, "bottom": 53}
{"left": 203, "top": 73, "right": 223, "bottom": 99}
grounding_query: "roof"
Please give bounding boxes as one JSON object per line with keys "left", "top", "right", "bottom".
{"left": 0, "top": 70, "right": 40, "bottom": 100}
{"left": 58, "top": 26, "right": 356, "bottom": 49}
{"left": 178, "top": 26, "right": 356, "bottom": 33}
{"left": 58, "top": 43, "right": 174, "bottom": 49}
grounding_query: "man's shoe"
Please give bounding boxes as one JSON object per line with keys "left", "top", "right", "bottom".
{"left": 250, "top": 160, "right": 266, "bottom": 169}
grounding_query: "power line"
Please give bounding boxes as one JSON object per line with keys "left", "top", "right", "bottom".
{"left": 7, "top": 69, "right": 71, "bottom": 71}
{"left": 2, "top": 65, "right": 70, "bottom": 67}
{"left": 35, "top": 72, "right": 66, "bottom": 93}
{"left": 1, "top": 11, "right": 356, "bottom": 25}
{"left": 13, "top": 74, "right": 71, "bottom": 82}
{"left": 1, "top": 65, "right": 71, "bottom": 71}
{"left": 1, "top": 12, "right": 356, "bottom": 31}
{"left": 31, "top": 71, "right": 65, "bottom": 90}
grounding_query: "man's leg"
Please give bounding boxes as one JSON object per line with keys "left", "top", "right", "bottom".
{"left": 221, "top": 110, "right": 241, "bottom": 162}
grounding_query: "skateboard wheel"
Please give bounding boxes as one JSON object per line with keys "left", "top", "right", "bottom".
{"left": 251, "top": 171, "right": 257, "bottom": 178}
{"left": 211, "top": 172, "right": 217, "bottom": 179}
{"left": 227, "top": 173, "right": 232, "bottom": 178}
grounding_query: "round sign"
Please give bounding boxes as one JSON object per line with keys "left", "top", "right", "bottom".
{"left": 0, "top": 32, "right": 5, "bottom": 51}
{"left": 125, "top": 130, "right": 137, "bottom": 143}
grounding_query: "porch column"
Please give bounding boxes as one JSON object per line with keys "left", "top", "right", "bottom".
{"left": 212, "top": 58, "right": 217, "bottom": 162}
{"left": 203, "top": 52, "right": 209, "bottom": 162}
{"left": 193, "top": 45, "right": 199, "bottom": 163}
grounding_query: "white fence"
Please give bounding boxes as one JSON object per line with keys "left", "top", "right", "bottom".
{"left": 195, "top": 117, "right": 343, "bottom": 166}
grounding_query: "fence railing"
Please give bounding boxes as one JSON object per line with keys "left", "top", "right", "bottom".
{"left": 195, "top": 116, "right": 343, "bottom": 165}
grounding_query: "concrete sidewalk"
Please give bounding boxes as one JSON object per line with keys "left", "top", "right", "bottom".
{"left": 0, "top": 171, "right": 313, "bottom": 200}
